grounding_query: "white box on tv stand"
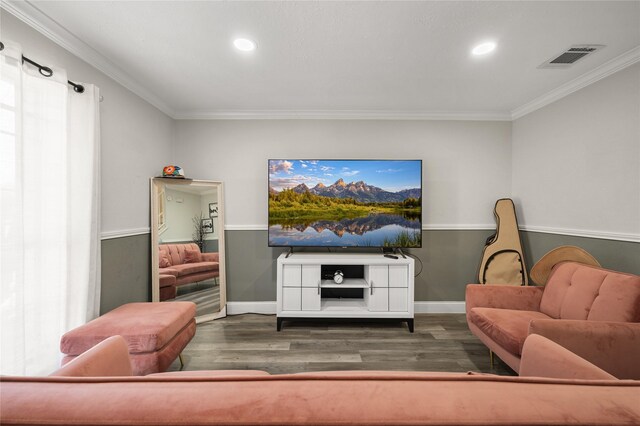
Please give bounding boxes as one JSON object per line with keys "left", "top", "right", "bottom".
{"left": 276, "top": 252, "right": 415, "bottom": 332}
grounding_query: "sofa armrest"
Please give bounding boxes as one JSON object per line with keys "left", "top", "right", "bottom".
{"left": 520, "top": 334, "right": 616, "bottom": 379}
{"left": 528, "top": 320, "right": 640, "bottom": 379}
{"left": 52, "top": 336, "right": 133, "bottom": 377}
{"left": 201, "top": 252, "right": 219, "bottom": 262}
{"left": 465, "top": 284, "right": 544, "bottom": 316}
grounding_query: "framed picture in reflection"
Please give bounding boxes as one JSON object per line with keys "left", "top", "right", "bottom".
{"left": 201, "top": 218, "right": 214, "bottom": 234}
{"left": 209, "top": 203, "right": 219, "bottom": 218}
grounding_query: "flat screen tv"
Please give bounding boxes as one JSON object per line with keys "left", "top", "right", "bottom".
{"left": 268, "top": 159, "right": 422, "bottom": 248}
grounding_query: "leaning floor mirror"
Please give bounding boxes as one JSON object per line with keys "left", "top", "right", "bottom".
{"left": 150, "top": 178, "right": 227, "bottom": 323}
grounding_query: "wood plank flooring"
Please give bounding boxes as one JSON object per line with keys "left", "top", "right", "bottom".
{"left": 168, "top": 313, "right": 516, "bottom": 376}
{"left": 174, "top": 280, "right": 220, "bottom": 317}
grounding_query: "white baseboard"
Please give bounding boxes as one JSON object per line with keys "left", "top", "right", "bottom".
{"left": 227, "top": 301, "right": 277, "bottom": 315}
{"left": 414, "top": 301, "right": 466, "bottom": 314}
{"left": 226, "top": 301, "right": 466, "bottom": 315}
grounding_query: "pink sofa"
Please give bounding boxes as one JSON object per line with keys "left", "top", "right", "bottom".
{"left": 159, "top": 243, "right": 219, "bottom": 300}
{"left": 2, "top": 334, "right": 639, "bottom": 425}
{"left": 466, "top": 261, "right": 640, "bottom": 378}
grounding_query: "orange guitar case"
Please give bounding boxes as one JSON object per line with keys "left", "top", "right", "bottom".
{"left": 477, "top": 198, "right": 528, "bottom": 286}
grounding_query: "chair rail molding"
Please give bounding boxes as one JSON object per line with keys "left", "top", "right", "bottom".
{"left": 518, "top": 225, "right": 640, "bottom": 243}
{"left": 101, "top": 227, "right": 150, "bottom": 240}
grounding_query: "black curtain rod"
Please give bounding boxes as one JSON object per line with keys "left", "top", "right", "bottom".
{"left": 0, "top": 41, "right": 84, "bottom": 93}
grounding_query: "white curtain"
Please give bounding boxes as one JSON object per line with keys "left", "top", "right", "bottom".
{"left": 0, "top": 41, "right": 101, "bottom": 375}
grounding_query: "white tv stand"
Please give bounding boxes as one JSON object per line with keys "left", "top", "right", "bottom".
{"left": 276, "top": 252, "right": 415, "bottom": 332}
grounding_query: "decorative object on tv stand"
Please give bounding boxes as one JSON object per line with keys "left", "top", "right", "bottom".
{"left": 333, "top": 270, "right": 344, "bottom": 284}
{"left": 268, "top": 159, "right": 422, "bottom": 249}
{"left": 162, "top": 165, "right": 185, "bottom": 178}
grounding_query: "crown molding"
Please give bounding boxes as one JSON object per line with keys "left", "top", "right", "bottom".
{"left": 1, "top": 0, "right": 175, "bottom": 117}
{"left": 172, "top": 109, "right": 512, "bottom": 121}
{"left": 5, "top": 1, "right": 638, "bottom": 122}
{"left": 511, "top": 46, "right": 640, "bottom": 120}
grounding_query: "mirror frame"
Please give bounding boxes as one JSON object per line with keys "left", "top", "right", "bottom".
{"left": 150, "top": 178, "right": 227, "bottom": 323}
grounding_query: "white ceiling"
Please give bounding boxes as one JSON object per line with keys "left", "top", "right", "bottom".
{"left": 6, "top": 1, "right": 640, "bottom": 119}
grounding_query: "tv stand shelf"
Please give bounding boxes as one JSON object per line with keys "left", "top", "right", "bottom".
{"left": 276, "top": 253, "right": 415, "bottom": 332}
{"left": 320, "top": 278, "right": 368, "bottom": 288}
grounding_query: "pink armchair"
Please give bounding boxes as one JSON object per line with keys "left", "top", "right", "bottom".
{"left": 466, "top": 262, "right": 640, "bottom": 378}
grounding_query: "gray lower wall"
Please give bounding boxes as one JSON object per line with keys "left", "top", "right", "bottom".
{"left": 100, "top": 234, "right": 150, "bottom": 314}
{"left": 100, "top": 230, "right": 639, "bottom": 312}
{"left": 520, "top": 231, "right": 640, "bottom": 277}
{"left": 225, "top": 230, "right": 495, "bottom": 302}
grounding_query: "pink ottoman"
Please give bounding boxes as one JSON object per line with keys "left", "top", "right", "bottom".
{"left": 60, "top": 302, "right": 196, "bottom": 375}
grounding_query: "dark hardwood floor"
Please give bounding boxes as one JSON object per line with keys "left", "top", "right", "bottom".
{"left": 168, "top": 313, "right": 515, "bottom": 375}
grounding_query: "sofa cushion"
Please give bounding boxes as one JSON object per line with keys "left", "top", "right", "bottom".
{"left": 588, "top": 272, "right": 640, "bottom": 322}
{"left": 184, "top": 249, "right": 202, "bottom": 263}
{"left": 540, "top": 262, "right": 640, "bottom": 321}
{"left": 468, "top": 308, "right": 552, "bottom": 355}
{"left": 60, "top": 302, "right": 196, "bottom": 355}
{"left": 169, "top": 262, "right": 218, "bottom": 277}
{"left": 159, "top": 243, "right": 202, "bottom": 266}
{"left": 159, "top": 252, "right": 172, "bottom": 268}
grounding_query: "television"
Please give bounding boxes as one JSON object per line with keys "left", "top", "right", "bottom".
{"left": 268, "top": 159, "right": 422, "bottom": 248}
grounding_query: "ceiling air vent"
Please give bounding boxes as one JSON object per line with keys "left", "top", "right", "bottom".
{"left": 539, "top": 45, "right": 605, "bottom": 68}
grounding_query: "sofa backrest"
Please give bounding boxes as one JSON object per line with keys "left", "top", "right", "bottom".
{"left": 539, "top": 262, "right": 640, "bottom": 322}
{"left": 159, "top": 243, "right": 201, "bottom": 266}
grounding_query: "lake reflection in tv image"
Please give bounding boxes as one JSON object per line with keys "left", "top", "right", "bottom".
{"left": 268, "top": 160, "right": 422, "bottom": 247}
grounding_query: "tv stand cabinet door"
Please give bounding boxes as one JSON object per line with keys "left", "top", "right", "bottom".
{"left": 302, "top": 288, "right": 321, "bottom": 310}
{"left": 389, "top": 288, "right": 408, "bottom": 311}
{"left": 282, "top": 288, "right": 301, "bottom": 311}
{"left": 368, "top": 287, "right": 388, "bottom": 312}
{"left": 366, "top": 265, "right": 389, "bottom": 312}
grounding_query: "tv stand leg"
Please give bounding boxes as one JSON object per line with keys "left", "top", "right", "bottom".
{"left": 277, "top": 317, "right": 283, "bottom": 331}
{"left": 407, "top": 319, "right": 414, "bottom": 333}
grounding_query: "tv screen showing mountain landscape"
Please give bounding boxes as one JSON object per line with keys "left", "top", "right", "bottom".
{"left": 268, "top": 159, "right": 422, "bottom": 248}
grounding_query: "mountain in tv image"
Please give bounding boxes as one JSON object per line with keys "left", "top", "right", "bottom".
{"left": 268, "top": 160, "right": 422, "bottom": 247}
{"left": 271, "top": 178, "right": 422, "bottom": 204}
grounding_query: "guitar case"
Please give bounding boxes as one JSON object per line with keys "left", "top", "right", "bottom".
{"left": 477, "top": 198, "right": 528, "bottom": 286}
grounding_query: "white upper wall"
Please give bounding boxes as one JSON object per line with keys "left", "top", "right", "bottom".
{"left": 512, "top": 63, "right": 640, "bottom": 241}
{"left": 5, "top": 9, "right": 638, "bottom": 240}
{"left": 1, "top": 12, "right": 174, "bottom": 237}
{"left": 173, "top": 120, "right": 512, "bottom": 229}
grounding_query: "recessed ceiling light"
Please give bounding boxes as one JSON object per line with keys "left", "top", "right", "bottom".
{"left": 233, "top": 38, "right": 257, "bottom": 52}
{"left": 472, "top": 42, "right": 496, "bottom": 56}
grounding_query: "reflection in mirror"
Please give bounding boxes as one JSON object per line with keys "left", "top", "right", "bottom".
{"left": 151, "top": 179, "right": 226, "bottom": 323}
